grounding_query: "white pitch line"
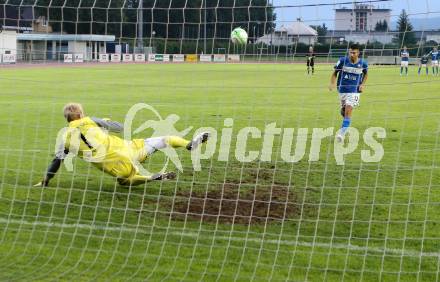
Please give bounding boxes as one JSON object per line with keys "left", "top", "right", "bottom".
{"left": 0, "top": 217, "right": 438, "bottom": 258}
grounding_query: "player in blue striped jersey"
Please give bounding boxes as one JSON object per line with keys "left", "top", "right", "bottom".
{"left": 400, "top": 46, "right": 409, "bottom": 76}
{"left": 329, "top": 44, "right": 368, "bottom": 142}
{"left": 429, "top": 47, "right": 439, "bottom": 76}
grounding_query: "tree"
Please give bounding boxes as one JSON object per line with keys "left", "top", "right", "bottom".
{"left": 311, "top": 23, "right": 327, "bottom": 44}
{"left": 394, "top": 9, "right": 416, "bottom": 45}
{"left": 375, "top": 20, "right": 388, "bottom": 32}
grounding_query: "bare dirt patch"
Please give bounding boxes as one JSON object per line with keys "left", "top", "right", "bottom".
{"left": 147, "top": 183, "right": 301, "bottom": 225}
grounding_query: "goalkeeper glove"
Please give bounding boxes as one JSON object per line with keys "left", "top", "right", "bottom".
{"left": 33, "top": 178, "right": 49, "bottom": 187}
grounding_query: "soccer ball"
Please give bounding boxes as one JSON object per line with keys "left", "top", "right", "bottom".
{"left": 230, "top": 27, "right": 248, "bottom": 45}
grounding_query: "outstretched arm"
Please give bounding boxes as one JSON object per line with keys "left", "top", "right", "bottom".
{"left": 34, "top": 157, "right": 62, "bottom": 187}
{"left": 91, "top": 117, "right": 123, "bottom": 133}
{"left": 34, "top": 147, "right": 68, "bottom": 187}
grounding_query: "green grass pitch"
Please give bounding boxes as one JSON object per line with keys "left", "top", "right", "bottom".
{"left": 0, "top": 63, "right": 439, "bottom": 281}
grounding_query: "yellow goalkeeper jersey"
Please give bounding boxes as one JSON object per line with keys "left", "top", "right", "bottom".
{"left": 63, "top": 117, "right": 146, "bottom": 179}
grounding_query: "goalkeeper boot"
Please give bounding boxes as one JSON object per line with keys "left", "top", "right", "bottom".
{"left": 186, "top": 132, "right": 210, "bottom": 150}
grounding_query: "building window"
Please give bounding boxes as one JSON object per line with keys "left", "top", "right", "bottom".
{"left": 356, "top": 11, "right": 367, "bottom": 31}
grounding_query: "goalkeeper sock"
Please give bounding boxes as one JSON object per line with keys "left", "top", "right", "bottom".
{"left": 118, "top": 175, "right": 152, "bottom": 186}
{"left": 165, "top": 136, "right": 190, "bottom": 148}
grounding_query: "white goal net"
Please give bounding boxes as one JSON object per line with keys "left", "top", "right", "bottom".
{"left": 0, "top": 0, "right": 440, "bottom": 281}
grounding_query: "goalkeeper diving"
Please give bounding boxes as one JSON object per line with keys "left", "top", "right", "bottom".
{"left": 34, "top": 103, "right": 209, "bottom": 187}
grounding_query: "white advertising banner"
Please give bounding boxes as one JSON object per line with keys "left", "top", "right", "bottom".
{"left": 111, "top": 53, "right": 121, "bottom": 62}
{"left": 148, "top": 54, "right": 156, "bottom": 62}
{"left": 123, "top": 54, "right": 133, "bottom": 62}
{"left": 173, "top": 54, "right": 185, "bottom": 62}
{"left": 213, "top": 54, "right": 226, "bottom": 62}
{"left": 134, "top": 54, "right": 145, "bottom": 62}
{"left": 63, "top": 54, "right": 73, "bottom": 63}
{"left": 200, "top": 55, "right": 212, "bottom": 62}
{"left": 2, "top": 54, "right": 16, "bottom": 64}
{"left": 227, "top": 54, "right": 240, "bottom": 62}
{"left": 74, "top": 53, "right": 84, "bottom": 63}
{"left": 99, "top": 54, "right": 109, "bottom": 62}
